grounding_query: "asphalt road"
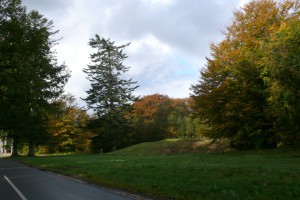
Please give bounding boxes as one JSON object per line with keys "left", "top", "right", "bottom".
{"left": 0, "top": 159, "right": 133, "bottom": 200}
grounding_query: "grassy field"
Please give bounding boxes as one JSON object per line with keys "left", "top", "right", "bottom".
{"left": 11, "top": 139, "right": 300, "bottom": 200}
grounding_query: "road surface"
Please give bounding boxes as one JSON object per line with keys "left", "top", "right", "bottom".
{"left": 0, "top": 159, "right": 133, "bottom": 200}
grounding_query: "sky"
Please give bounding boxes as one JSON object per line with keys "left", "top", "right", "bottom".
{"left": 22, "top": 0, "right": 249, "bottom": 107}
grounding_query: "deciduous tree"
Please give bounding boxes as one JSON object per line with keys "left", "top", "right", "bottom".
{"left": 46, "top": 94, "right": 92, "bottom": 153}
{"left": 191, "top": 0, "right": 299, "bottom": 148}
{"left": 131, "top": 94, "right": 202, "bottom": 143}
{"left": 131, "top": 94, "right": 172, "bottom": 142}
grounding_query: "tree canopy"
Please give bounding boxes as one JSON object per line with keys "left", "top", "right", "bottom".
{"left": 131, "top": 94, "right": 203, "bottom": 143}
{"left": 83, "top": 35, "right": 138, "bottom": 117}
{"left": 46, "top": 94, "right": 92, "bottom": 153}
{"left": 191, "top": 0, "right": 300, "bottom": 149}
{"left": 0, "top": 0, "right": 70, "bottom": 156}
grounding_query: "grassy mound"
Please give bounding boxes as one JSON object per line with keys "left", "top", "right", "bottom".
{"left": 109, "top": 138, "right": 231, "bottom": 155}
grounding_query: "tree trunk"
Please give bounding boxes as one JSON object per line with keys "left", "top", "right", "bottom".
{"left": 27, "top": 140, "right": 35, "bottom": 157}
{"left": 11, "top": 138, "right": 19, "bottom": 157}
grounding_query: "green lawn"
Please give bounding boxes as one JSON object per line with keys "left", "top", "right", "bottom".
{"left": 11, "top": 142, "right": 300, "bottom": 199}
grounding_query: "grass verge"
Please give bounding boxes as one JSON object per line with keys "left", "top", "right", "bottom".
{"left": 9, "top": 141, "right": 300, "bottom": 199}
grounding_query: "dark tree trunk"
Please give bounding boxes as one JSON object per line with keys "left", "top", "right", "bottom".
{"left": 11, "top": 138, "right": 19, "bottom": 157}
{"left": 27, "top": 140, "right": 35, "bottom": 157}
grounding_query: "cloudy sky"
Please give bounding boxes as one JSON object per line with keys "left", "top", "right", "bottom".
{"left": 22, "top": 0, "right": 249, "bottom": 106}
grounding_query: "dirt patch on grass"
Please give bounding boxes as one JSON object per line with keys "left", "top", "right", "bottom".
{"left": 110, "top": 138, "right": 232, "bottom": 156}
{"left": 160, "top": 139, "right": 231, "bottom": 155}
{"left": 192, "top": 141, "right": 231, "bottom": 153}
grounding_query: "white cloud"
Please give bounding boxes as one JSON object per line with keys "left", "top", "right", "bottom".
{"left": 141, "top": 0, "right": 176, "bottom": 6}
{"left": 238, "top": 0, "right": 251, "bottom": 8}
{"left": 22, "top": 0, "right": 247, "bottom": 107}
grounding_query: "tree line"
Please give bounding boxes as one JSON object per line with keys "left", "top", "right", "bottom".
{"left": 0, "top": 0, "right": 200, "bottom": 154}
{"left": 0, "top": 0, "right": 299, "bottom": 155}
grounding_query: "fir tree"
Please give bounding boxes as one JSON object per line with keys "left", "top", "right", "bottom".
{"left": 83, "top": 35, "right": 139, "bottom": 152}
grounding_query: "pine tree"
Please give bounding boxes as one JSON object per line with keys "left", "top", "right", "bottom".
{"left": 83, "top": 35, "right": 139, "bottom": 152}
{"left": 83, "top": 35, "right": 138, "bottom": 117}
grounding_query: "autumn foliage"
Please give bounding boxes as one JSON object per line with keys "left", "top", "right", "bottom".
{"left": 46, "top": 95, "right": 93, "bottom": 153}
{"left": 191, "top": 0, "right": 300, "bottom": 149}
{"left": 131, "top": 94, "right": 203, "bottom": 143}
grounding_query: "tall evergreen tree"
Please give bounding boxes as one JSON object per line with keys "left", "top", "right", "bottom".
{"left": 0, "top": 0, "right": 70, "bottom": 156}
{"left": 83, "top": 35, "right": 138, "bottom": 152}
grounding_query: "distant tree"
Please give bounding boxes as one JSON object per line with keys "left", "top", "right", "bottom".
{"left": 0, "top": 0, "right": 70, "bottom": 156}
{"left": 46, "top": 94, "right": 93, "bottom": 153}
{"left": 131, "top": 94, "right": 202, "bottom": 143}
{"left": 191, "top": 0, "right": 299, "bottom": 149}
{"left": 83, "top": 35, "right": 138, "bottom": 152}
{"left": 167, "top": 98, "right": 200, "bottom": 138}
{"left": 131, "top": 94, "right": 172, "bottom": 142}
